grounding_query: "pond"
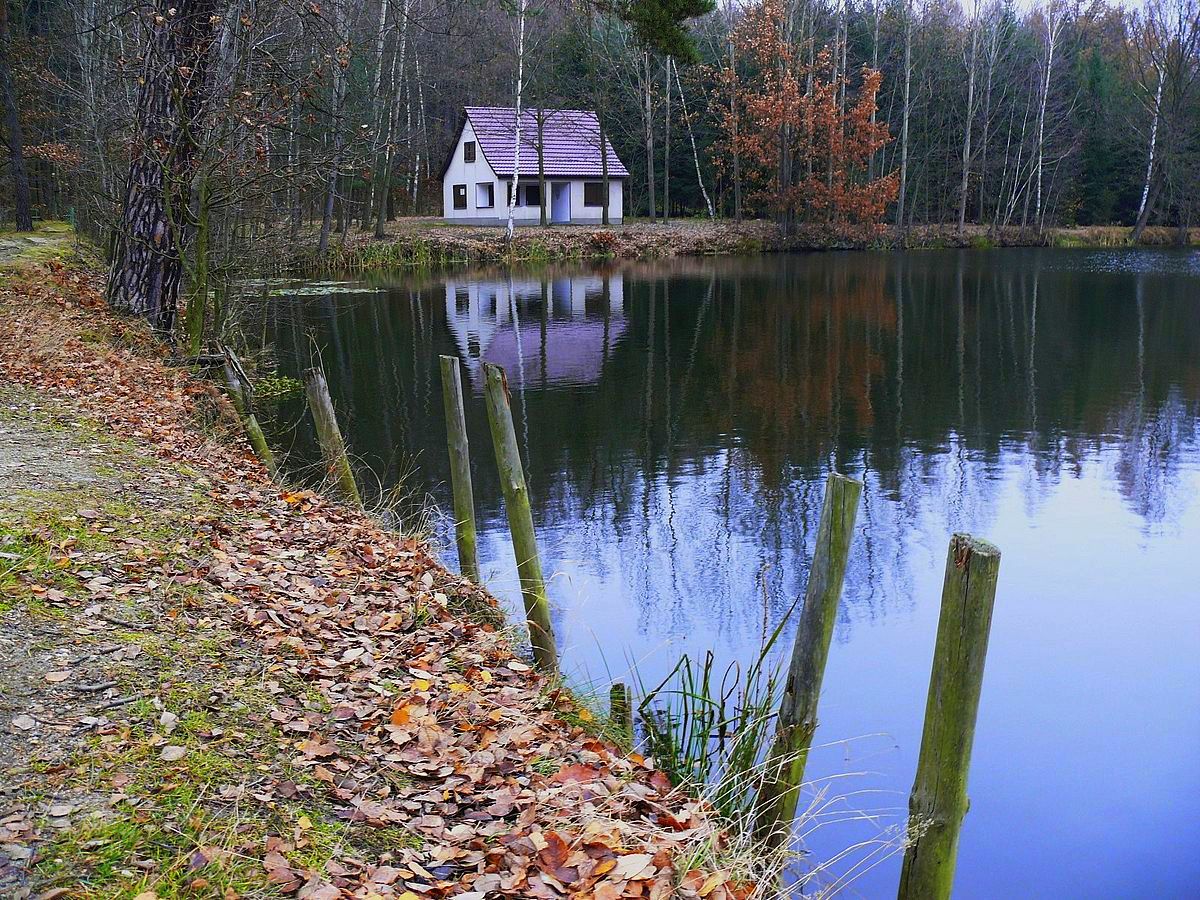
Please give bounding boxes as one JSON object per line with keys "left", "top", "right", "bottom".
{"left": 255, "top": 248, "right": 1200, "bottom": 897}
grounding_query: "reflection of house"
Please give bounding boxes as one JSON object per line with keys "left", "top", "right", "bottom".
{"left": 440, "top": 107, "right": 628, "bottom": 226}
{"left": 444, "top": 274, "right": 626, "bottom": 389}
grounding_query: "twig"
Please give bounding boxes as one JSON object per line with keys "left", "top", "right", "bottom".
{"left": 73, "top": 680, "right": 118, "bottom": 694}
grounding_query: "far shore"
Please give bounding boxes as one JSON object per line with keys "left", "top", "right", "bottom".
{"left": 292, "top": 217, "right": 1198, "bottom": 273}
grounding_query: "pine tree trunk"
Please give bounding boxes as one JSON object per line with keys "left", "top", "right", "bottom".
{"left": 108, "top": 0, "right": 219, "bottom": 335}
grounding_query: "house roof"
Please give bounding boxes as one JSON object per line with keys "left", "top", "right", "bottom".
{"left": 451, "top": 107, "right": 629, "bottom": 179}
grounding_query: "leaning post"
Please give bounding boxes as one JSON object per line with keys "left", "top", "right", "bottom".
{"left": 220, "top": 353, "right": 278, "bottom": 479}
{"left": 897, "top": 534, "right": 1001, "bottom": 900}
{"left": 439, "top": 355, "right": 480, "bottom": 582}
{"left": 754, "top": 472, "right": 863, "bottom": 850}
{"left": 303, "top": 366, "right": 362, "bottom": 506}
{"left": 482, "top": 362, "right": 558, "bottom": 676}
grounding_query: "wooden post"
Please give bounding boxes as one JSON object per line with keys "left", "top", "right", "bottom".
{"left": 220, "top": 355, "right": 278, "bottom": 480}
{"left": 898, "top": 534, "right": 1001, "bottom": 900}
{"left": 303, "top": 366, "right": 362, "bottom": 506}
{"left": 610, "top": 681, "right": 632, "bottom": 744}
{"left": 754, "top": 472, "right": 863, "bottom": 849}
{"left": 482, "top": 362, "right": 558, "bottom": 675}
{"left": 439, "top": 355, "right": 480, "bottom": 582}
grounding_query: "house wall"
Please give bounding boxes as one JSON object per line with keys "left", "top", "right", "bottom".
{"left": 442, "top": 121, "right": 625, "bottom": 225}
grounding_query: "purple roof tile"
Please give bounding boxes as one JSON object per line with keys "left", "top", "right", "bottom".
{"left": 462, "top": 107, "right": 629, "bottom": 179}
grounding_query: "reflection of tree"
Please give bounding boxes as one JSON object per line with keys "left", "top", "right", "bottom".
{"left": 260, "top": 251, "right": 1200, "bottom": 654}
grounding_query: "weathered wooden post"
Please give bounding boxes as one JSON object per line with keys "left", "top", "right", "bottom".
{"left": 898, "top": 534, "right": 1001, "bottom": 900}
{"left": 439, "top": 355, "right": 480, "bottom": 582}
{"left": 303, "top": 366, "right": 362, "bottom": 506}
{"left": 610, "top": 681, "right": 633, "bottom": 745}
{"left": 220, "top": 353, "right": 278, "bottom": 479}
{"left": 482, "top": 362, "right": 558, "bottom": 675}
{"left": 754, "top": 472, "right": 863, "bottom": 849}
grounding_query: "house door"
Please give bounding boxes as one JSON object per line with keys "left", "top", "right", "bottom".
{"left": 550, "top": 182, "right": 570, "bottom": 224}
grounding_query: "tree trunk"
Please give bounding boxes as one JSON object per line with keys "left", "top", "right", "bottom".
{"left": 0, "top": 0, "right": 32, "bottom": 232}
{"left": 1132, "top": 67, "right": 1162, "bottom": 242}
{"left": 896, "top": 0, "right": 912, "bottom": 233}
{"left": 318, "top": 0, "right": 347, "bottom": 253}
{"left": 958, "top": 0, "right": 980, "bottom": 236}
{"left": 505, "top": 0, "right": 526, "bottom": 241}
{"left": 662, "top": 57, "right": 670, "bottom": 225}
{"left": 1034, "top": 6, "right": 1061, "bottom": 231}
{"left": 600, "top": 111, "right": 610, "bottom": 226}
{"left": 673, "top": 58, "right": 713, "bottom": 218}
{"left": 868, "top": 0, "right": 880, "bottom": 182}
{"left": 538, "top": 110, "right": 547, "bottom": 227}
{"left": 726, "top": 0, "right": 741, "bottom": 221}
{"left": 108, "top": 0, "right": 219, "bottom": 335}
{"left": 643, "top": 52, "right": 656, "bottom": 222}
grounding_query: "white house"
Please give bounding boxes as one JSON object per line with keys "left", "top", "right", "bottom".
{"left": 441, "top": 107, "right": 628, "bottom": 226}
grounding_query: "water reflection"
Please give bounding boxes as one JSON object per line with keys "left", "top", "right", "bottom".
{"left": 258, "top": 249, "right": 1200, "bottom": 897}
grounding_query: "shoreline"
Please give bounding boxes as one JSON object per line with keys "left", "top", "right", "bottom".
{"left": 296, "top": 218, "right": 1198, "bottom": 273}
{"left": 0, "top": 234, "right": 746, "bottom": 898}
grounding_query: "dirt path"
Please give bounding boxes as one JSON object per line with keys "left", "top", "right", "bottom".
{"left": 0, "top": 244, "right": 745, "bottom": 898}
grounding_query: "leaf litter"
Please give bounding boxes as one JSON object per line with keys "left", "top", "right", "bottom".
{"left": 0, "top": 257, "right": 755, "bottom": 897}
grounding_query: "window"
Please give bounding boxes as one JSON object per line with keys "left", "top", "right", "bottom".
{"left": 455, "top": 288, "right": 469, "bottom": 313}
{"left": 583, "top": 182, "right": 605, "bottom": 208}
{"left": 522, "top": 183, "right": 542, "bottom": 208}
{"left": 463, "top": 140, "right": 476, "bottom": 163}
{"left": 452, "top": 184, "right": 467, "bottom": 210}
{"left": 475, "top": 182, "right": 494, "bottom": 209}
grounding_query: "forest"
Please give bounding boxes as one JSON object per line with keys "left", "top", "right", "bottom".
{"left": 0, "top": 0, "right": 1197, "bottom": 329}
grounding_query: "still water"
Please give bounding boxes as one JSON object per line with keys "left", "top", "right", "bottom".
{"left": 258, "top": 249, "right": 1200, "bottom": 897}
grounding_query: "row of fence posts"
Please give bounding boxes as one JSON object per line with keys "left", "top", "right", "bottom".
{"left": 238, "top": 355, "right": 999, "bottom": 900}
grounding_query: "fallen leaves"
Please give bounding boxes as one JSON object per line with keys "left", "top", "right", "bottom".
{"left": 0, "top": 257, "right": 747, "bottom": 900}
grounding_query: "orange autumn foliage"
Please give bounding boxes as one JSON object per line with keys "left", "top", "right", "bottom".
{"left": 716, "top": 0, "right": 898, "bottom": 231}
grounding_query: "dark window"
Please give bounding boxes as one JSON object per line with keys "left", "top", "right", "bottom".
{"left": 476, "top": 182, "right": 494, "bottom": 208}
{"left": 523, "top": 183, "right": 542, "bottom": 207}
{"left": 452, "top": 184, "right": 467, "bottom": 210}
{"left": 455, "top": 288, "right": 469, "bottom": 313}
{"left": 583, "top": 182, "right": 605, "bottom": 207}
{"left": 463, "top": 140, "right": 476, "bottom": 163}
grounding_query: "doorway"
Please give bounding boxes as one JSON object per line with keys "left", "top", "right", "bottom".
{"left": 550, "top": 182, "right": 570, "bottom": 224}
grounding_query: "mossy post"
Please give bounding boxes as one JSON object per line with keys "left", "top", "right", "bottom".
{"left": 439, "top": 355, "right": 480, "bottom": 582}
{"left": 303, "top": 366, "right": 362, "bottom": 506}
{"left": 482, "top": 362, "right": 558, "bottom": 675}
{"left": 220, "top": 353, "right": 278, "bottom": 479}
{"left": 610, "top": 681, "right": 632, "bottom": 743}
{"left": 754, "top": 472, "right": 863, "bottom": 850}
{"left": 898, "top": 534, "right": 1001, "bottom": 900}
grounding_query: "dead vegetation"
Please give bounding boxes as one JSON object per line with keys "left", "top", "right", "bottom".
{"left": 296, "top": 218, "right": 1196, "bottom": 274}
{"left": 0, "top": 252, "right": 757, "bottom": 897}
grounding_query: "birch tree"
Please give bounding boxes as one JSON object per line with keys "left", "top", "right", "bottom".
{"left": 505, "top": 0, "right": 527, "bottom": 240}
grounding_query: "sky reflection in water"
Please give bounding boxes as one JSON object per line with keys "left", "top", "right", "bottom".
{"left": 262, "top": 248, "right": 1200, "bottom": 898}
